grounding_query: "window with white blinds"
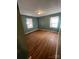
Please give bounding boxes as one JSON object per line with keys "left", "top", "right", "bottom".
{"left": 50, "top": 16, "right": 59, "bottom": 28}
{"left": 26, "top": 18, "right": 33, "bottom": 28}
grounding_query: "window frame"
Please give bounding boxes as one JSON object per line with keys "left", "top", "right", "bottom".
{"left": 26, "top": 18, "right": 33, "bottom": 29}
{"left": 50, "top": 16, "right": 59, "bottom": 28}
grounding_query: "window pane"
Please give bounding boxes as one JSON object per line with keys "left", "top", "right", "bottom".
{"left": 50, "top": 16, "right": 59, "bottom": 28}
{"left": 26, "top": 18, "right": 33, "bottom": 28}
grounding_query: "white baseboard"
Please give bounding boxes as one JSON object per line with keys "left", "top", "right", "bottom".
{"left": 38, "top": 29, "right": 48, "bottom": 31}
{"left": 25, "top": 28, "right": 39, "bottom": 34}
{"left": 25, "top": 28, "right": 58, "bottom": 34}
{"left": 38, "top": 28, "right": 58, "bottom": 32}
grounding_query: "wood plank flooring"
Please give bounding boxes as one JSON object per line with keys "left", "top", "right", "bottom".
{"left": 25, "top": 30, "right": 58, "bottom": 59}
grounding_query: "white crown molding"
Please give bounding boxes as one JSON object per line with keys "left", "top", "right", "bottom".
{"left": 18, "top": 0, "right": 61, "bottom": 17}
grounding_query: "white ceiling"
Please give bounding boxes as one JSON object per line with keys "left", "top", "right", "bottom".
{"left": 18, "top": 0, "right": 61, "bottom": 17}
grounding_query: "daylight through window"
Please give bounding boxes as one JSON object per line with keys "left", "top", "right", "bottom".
{"left": 50, "top": 16, "right": 59, "bottom": 28}
{"left": 26, "top": 18, "right": 33, "bottom": 28}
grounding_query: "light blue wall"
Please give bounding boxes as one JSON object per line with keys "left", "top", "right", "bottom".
{"left": 21, "top": 13, "right": 61, "bottom": 33}
{"left": 38, "top": 13, "right": 61, "bottom": 32}
{"left": 21, "top": 15, "right": 38, "bottom": 33}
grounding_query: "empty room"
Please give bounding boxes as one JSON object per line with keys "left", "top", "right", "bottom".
{"left": 17, "top": 0, "right": 61, "bottom": 59}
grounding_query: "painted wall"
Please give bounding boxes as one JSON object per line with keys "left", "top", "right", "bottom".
{"left": 17, "top": 5, "right": 28, "bottom": 59}
{"left": 38, "top": 13, "right": 61, "bottom": 32}
{"left": 21, "top": 15, "right": 38, "bottom": 33}
{"left": 21, "top": 13, "right": 61, "bottom": 33}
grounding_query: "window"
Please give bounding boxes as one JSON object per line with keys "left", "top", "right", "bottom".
{"left": 50, "top": 16, "right": 59, "bottom": 28}
{"left": 26, "top": 18, "right": 33, "bottom": 28}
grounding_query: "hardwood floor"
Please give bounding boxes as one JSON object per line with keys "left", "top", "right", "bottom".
{"left": 25, "top": 30, "right": 58, "bottom": 59}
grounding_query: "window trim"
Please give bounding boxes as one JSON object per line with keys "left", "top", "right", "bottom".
{"left": 26, "top": 18, "right": 33, "bottom": 29}
{"left": 50, "top": 16, "right": 59, "bottom": 28}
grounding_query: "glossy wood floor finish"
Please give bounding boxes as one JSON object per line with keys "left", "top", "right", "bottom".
{"left": 25, "top": 30, "right": 58, "bottom": 59}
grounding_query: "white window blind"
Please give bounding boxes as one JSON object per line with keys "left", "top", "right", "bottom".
{"left": 26, "top": 18, "right": 33, "bottom": 28}
{"left": 50, "top": 16, "right": 59, "bottom": 28}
